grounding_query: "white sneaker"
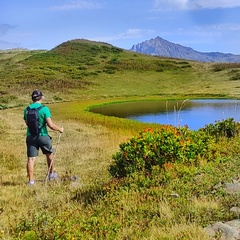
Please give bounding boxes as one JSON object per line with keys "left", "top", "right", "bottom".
{"left": 28, "top": 180, "right": 35, "bottom": 186}
{"left": 49, "top": 172, "right": 58, "bottom": 181}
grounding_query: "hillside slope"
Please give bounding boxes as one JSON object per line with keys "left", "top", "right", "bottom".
{"left": 0, "top": 39, "right": 240, "bottom": 108}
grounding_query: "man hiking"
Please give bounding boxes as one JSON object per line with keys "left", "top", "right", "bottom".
{"left": 23, "top": 89, "right": 64, "bottom": 186}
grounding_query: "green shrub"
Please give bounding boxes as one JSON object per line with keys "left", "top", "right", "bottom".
{"left": 53, "top": 95, "right": 62, "bottom": 101}
{"left": 110, "top": 125, "right": 215, "bottom": 178}
{"left": 201, "top": 118, "right": 240, "bottom": 140}
{"left": 230, "top": 73, "right": 240, "bottom": 80}
{"left": 212, "top": 63, "right": 240, "bottom": 72}
{"left": 108, "top": 57, "right": 120, "bottom": 64}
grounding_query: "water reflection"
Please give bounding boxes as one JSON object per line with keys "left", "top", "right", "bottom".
{"left": 90, "top": 99, "right": 240, "bottom": 130}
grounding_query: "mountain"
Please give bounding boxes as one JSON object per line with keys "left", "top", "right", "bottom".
{"left": 0, "top": 48, "right": 29, "bottom": 52}
{"left": 130, "top": 36, "right": 240, "bottom": 63}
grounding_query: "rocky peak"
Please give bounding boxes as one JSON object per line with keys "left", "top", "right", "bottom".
{"left": 130, "top": 36, "right": 240, "bottom": 63}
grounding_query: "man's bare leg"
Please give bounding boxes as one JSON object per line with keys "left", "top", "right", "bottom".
{"left": 46, "top": 153, "right": 54, "bottom": 173}
{"left": 27, "top": 157, "right": 36, "bottom": 182}
{"left": 46, "top": 153, "right": 58, "bottom": 180}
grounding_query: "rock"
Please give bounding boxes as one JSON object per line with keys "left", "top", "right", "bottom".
{"left": 213, "top": 182, "right": 222, "bottom": 189}
{"left": 170, "top": 193, "right": 179, "bottom": 198}
{"left": 230, "top": 207, "right": 240, "bottom": 215}
{"left": 205, "top": 179, "right": 240, "bottom": 239}
{"left": 204, "top": 221, "right": 240, "bottom": 239}
{"left": 225, "top": 183, "right": 240, "bottom": 194}
{"left": 226, "top": 219, "right": 240, "bottom": 230}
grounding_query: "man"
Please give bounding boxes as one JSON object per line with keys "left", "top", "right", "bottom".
{"left": 23, "top": 89, "right": 64, "bottom": 186}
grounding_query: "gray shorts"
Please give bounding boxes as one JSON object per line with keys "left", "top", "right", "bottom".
{"left": 26, "top": 135, "right": 53, "bottom": 157}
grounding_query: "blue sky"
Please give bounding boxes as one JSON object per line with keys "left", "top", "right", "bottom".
{"left": 1, "top": 0, "right": 240, "bottom": 54}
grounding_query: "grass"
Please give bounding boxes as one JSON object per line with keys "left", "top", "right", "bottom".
{"left": 1, "top": 39, "right": 239, "bottom": 108}
{"left": 0, "top": 40, "right": 240, "bottom": 239}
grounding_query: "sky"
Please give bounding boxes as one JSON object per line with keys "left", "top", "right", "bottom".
{"left": 1, "top": 0, "right": 240, "bottom": 54}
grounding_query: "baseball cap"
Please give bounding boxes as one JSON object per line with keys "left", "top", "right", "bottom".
{"left": 31, "top": 89, "right": 44, "bottom": 101}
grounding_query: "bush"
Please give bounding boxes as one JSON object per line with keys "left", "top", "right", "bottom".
{"left": 201, "top": 118, "right": 240, "bottom": 140}
{"left": 110, "top": 125, "right": 215, "bottom": 178}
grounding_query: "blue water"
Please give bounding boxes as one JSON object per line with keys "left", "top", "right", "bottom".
{"left": 128, "top": 100, "right": 240, "bottom": 130}
{"left": 90, "top": 99, "right": 240, "bottom": 130}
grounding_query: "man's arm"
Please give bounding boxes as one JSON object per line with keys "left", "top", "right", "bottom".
{"left": 45, "top": 118, "right": 64, "bottom": 133}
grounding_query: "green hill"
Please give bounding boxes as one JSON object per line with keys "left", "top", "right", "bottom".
{"left": 1, "top": 39, "right": 239, "bottom": 108}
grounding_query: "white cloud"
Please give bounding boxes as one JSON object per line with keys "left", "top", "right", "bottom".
{"left": 195, "top": 0, "right": 240, "bottom": 9}
{"left": 48, "top": 0, "right": 102, "bottom": 11}
{"left": 91, "top": 29, "right": 155, "bottom": 43}
{"left": 119, "top": 29, "right": 155, "bottom": 39}
{"left": 154, "top": 0, "right": 240, "bottom": 10}
{"left": 154, "top": 0, "right": 188, "bottom": 10}
{"left": 159, "top": 23, "right": 240, "bottom": 52}
{"left": 164, "top": 23, "right": 240, "bottom": 39}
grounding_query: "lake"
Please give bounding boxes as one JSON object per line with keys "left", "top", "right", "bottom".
{"left": 90, "top": 99, "right": 240, "bottom": 130}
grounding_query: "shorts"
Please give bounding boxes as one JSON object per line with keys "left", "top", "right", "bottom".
{"left": 26, "top": 135, "right": 53, "bottom": 157}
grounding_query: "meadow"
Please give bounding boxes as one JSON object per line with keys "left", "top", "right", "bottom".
{"left": 0, "top": 40, "right": 240, "bottom": 239}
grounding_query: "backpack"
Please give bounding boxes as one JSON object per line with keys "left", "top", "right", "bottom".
{"left": 26, "top": 105, "right": 45, "bottom": 135}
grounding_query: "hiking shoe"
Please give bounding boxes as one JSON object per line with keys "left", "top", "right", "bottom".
{"left": 28, "top": 180, "right": 35, "bottom": 186}
{"left": 49, "top": 172, "right": 58, "bottom": 181}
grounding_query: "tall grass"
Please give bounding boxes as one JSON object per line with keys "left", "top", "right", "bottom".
{"left": 1, "top": 102, "right": 240, "bottom": 239}
{"left": 0, "top": 107, "right": 128, "bottom": 238}
{"left": 1, "top": 40, "right": 240, "bottom": 239}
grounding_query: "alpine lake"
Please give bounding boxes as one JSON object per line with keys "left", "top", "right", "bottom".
{"left": 90, "top": 99, "right": 240, "bottom": 130}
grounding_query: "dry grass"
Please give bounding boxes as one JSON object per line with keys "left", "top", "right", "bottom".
{"left": 0, "top": 107, "right": 128, "bottom": 237}
{"left": 145, "top": 223, "right": 209, "bottom": 240}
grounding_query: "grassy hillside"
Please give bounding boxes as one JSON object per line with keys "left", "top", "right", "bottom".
{"left": 0, "top": 40, "right": 240, "bottom": 239}
{"left": 1, "top": 39, "right": 240, "bottom": 109}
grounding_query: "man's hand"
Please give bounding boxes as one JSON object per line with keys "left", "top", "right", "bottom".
{"left": 59, "top": 127, "right": 64, "bottom": 133}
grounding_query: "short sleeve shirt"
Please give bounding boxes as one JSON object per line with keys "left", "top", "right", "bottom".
{"left": 23, "top": 103, "right": 51, "bottom": 136}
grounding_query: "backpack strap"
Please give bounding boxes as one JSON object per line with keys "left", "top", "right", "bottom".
{"left": 37, "top": 105, "right": 46, "bottom": 130}
{"left": 36, "top": 105, "right": 45, "bottom": 111}
{"left": 27, "top": 105, "right": 45, "bottom": 111}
